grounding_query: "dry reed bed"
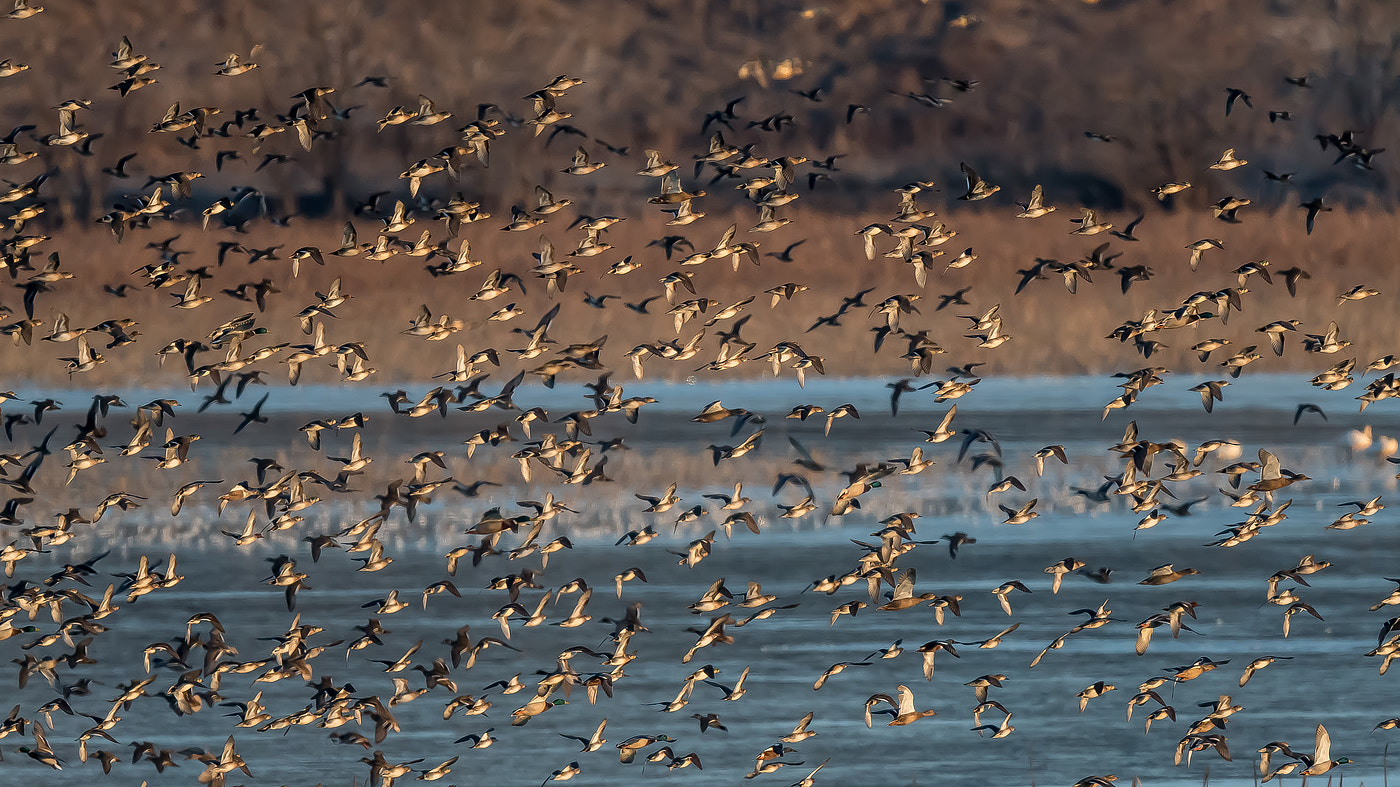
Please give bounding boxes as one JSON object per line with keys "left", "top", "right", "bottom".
{"left": 2, "top": 205, "right": 1398, "bottom": 392}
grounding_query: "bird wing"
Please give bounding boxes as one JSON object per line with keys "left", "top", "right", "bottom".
{"left": 936, "top": 404, "right": 957, "bottom": 432}
{"left": 891, "top": 568, "right": 915, "bottom": 600}
{"left": 990, "top": 622, "right": 1021, "bottom": 642}
{"left": 1258, "top": 449, "right": 1281, "bottom": 481}
{"left": 896, "top": 684, "right": 916, "bottom": 715}
{"left": 792, "top": 711, "right": 814, "bottom": 733}
{"left": 1314, "top": 723, "right": 1330, "bottom": 764}
{"left": 731, "top": 666, "right": 750, "bottom": 692}
{"left": 864, "top": 693, "right": 895, "bottom": 727}
{"left": 569, "top": 588, "right": 593, "bottom": 618}
{"left": 961, "top": 162, "right": 980, "bottom": 188}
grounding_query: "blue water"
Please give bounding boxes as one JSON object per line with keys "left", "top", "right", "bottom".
{"left": 3, "top": 375, "right": 1399, "bottom": 786}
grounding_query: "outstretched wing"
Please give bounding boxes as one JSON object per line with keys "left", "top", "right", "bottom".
{"left": 896, "top": 684, "right": 916, "bottom": 715}
{"left": 891, "top": 568, "right": 916, "bottom": 601}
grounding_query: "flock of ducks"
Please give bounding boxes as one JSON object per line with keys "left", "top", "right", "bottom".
{"left": 0, "top": 4, "right": 1396, "bottom": 785}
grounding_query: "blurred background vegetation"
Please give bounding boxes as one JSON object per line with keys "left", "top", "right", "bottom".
{"left": 3, "top": 0, "right": 1399, "bottom": 219}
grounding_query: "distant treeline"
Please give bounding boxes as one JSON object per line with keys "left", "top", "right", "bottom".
{"left": 0, "top": 0, "right": 1397, "bottom": 225}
